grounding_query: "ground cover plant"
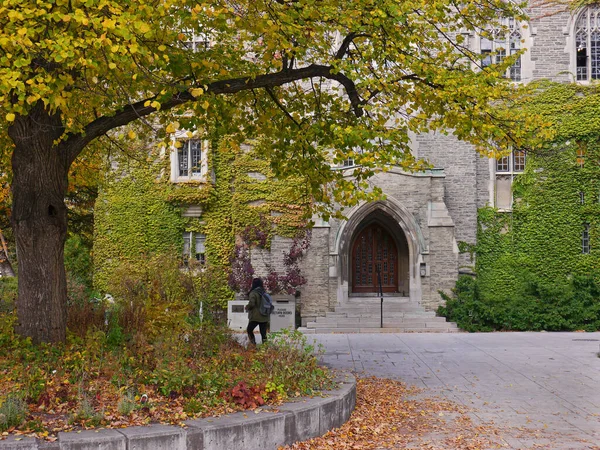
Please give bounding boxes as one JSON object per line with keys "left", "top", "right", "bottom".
{"left": 0, "top": 271, "right": 331, "bottom": 441}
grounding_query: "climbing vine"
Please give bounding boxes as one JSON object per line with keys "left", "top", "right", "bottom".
{"left": 93, "top": 153, "right": 185, "bottom": 292}
{"left": 475, "top": 82, "right": 600, "bottom": 299}
{"left": 94, "top": 125, "right": 311, "bottom": 306}
{"left": 442, "top": 81, "right": 600, "bottom": 331}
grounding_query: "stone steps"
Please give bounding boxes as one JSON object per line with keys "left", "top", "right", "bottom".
{"left": 306, "top": 320, "right": 456, "bottom": 329}
{"left": 299, "top": 326, "right": 458, "bottom": 334}
{"left": 301, "top": 297, "right": 460, "bottom": 334}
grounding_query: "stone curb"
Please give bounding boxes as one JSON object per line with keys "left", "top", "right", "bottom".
{"left": 0, "top": 373, "right": 356, "bottom": 450}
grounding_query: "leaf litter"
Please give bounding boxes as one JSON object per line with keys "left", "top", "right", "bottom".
{"left": 281, "top": 377, "right": 600, "bottom": 450}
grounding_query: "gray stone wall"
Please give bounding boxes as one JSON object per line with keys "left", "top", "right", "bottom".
{"left": 476, "top": 155, "right": 491, "bottom": 210}
{"left": 297, "top": 227, "right": 331, "bottom": 324}
{"left": 425, "top": 227, "right": 459, "bottom": 310}
{"left": 414, "top": 132, "right": 478, "bottom": 268}
{"left": 527, "top": 5, "right": 572, "bottom": 82}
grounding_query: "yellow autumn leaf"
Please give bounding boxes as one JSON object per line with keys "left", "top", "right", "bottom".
{"left": 128, "top": 130, "right": 136, "bottom": 139}
{"left": 5, "top": 113, "right": 15, "bottom": 122}
{"left": 137, "top": 22, "right": 151, "bottom": 34}
{"left": 191, "top": 88, "right": 204, "bottom": 97}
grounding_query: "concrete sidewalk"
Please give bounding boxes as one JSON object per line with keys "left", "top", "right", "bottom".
{"left": 314, "top": 332, "right": 600, "bottom": 449}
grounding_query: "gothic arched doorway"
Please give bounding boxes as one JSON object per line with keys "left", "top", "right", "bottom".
{"left": 351, "top": 222, "right": 408, "bottom": 294}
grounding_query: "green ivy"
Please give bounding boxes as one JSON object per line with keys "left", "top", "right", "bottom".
{"left": 443, "top": 82, "right": 600, "bottom": 330}
{"left": 93, "top": 130, "right": 310, "bottom": 306}
{"left": 93, "top": 156, "right": 185, "bottom": 293}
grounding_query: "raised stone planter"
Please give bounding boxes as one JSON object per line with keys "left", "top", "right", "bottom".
{"left": 0, "top": 373, "right": 355, "bottom": 450}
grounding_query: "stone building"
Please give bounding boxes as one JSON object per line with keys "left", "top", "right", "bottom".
{"left": 172, "top": 2, "right": 596, "bottom": 329}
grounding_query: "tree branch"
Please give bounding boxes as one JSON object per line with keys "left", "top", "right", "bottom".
{"left": 64, "top": 63, "right": 364, "bottom": 162}
{"left": 265, "top": 87, "right": 301, "bottom": 127}
{"left": 335, "top": 32, "right": 370, "bottom": 59}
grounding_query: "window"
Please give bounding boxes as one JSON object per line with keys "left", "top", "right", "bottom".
{"left": 575, "top": 6, "right": 600, "bottom": 81}
{"left": 183, "top": 232, "right": 206, "bottom": 263}
{"left": 172, "top": 139, "right": 208, "bottom": 182}
{"left": 495, "top": 150, "right": 526, "bottom": 209}
{"left": 577, "top": 145, "right": 586, "bottom": 167}
{"left": 582, "top": 223, "right": 591, "bottom": 254}
{"left": 480, "top": 18, "right": 522, "bottom": 82}
{"left": 340, "top": 148, "right": 363, "bottom": 168}
{"left": 183, "top": 32, "right": 211, "bottom": 52}
{"left": 178, "top": 139, "right": 202, "bottom": 177}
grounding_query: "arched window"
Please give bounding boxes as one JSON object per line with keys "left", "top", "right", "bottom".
{"left": 575, "top": 6, "right": 600, "bottom": 81}
{"left": 480, "top": 17, "right": 522, "bottom": 81}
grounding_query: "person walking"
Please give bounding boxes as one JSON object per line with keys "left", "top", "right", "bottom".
{"left": 246, "top": 278, "right": 269, "bottom": 345}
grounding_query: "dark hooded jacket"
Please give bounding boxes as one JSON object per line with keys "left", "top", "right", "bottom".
{"left": 247, "top": 287, "right": 269, "bottom": 323}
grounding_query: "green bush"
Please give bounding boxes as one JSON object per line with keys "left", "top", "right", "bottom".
{"left": 438, "top": 274, "right": 600, "bottom": 332}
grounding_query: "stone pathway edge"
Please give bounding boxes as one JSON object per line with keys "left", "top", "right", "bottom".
{"left": 0, "top": 372, "right": 356, "bottom": 450}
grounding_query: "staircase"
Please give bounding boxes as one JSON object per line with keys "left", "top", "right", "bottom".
{"left": 299, "top": 297, "right": 460, "bottom": 333}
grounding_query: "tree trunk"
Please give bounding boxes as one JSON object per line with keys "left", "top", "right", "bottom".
{"left": 9, "top": 105, "right": 70, "bottom": 344}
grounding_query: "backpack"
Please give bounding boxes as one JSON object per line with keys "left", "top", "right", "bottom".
{"left": 259, "top": 291, "right": 275, "bottom": 316}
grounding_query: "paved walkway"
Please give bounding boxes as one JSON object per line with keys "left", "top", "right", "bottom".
{"left": 313, "top": 332, "right": 600, "bottom": 449}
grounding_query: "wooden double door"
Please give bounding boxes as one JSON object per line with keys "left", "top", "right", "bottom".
{"left": 351, "top": 223, "right": 399, "bottom": 293}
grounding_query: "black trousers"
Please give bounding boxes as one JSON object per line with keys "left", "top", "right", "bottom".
{"left": 247, "top": 321, "right": 268, "bottom": 344}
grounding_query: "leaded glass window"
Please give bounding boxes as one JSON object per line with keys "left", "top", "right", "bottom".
{"left": 481, "top": 18, "right": 522, "bottom": 81}
{"left": 496, "top": 156, "right": 510, "bottom": 172}
{"left": 183, "top": 232, "right": 207, "bottom": 263}
{"left": 495, "top": 150, "right": 526, "bottom": 209}
{"left": 513, "top": 150, "right": 526, "bottom": 172}
{"left": 576, "top": 6, "right": 600, "bottom": 81}
{"left": 582, "top": 223, "right": 591, "bottom": 254}
{"left": 177, "top": 139, "right": 204, "bottom": 178}
{"left": 577, "top": 146, "right": 586, "bottom": 167}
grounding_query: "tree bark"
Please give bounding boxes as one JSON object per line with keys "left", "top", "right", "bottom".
{"left": 9, "top": 104, "right": 70, "bottom": 344}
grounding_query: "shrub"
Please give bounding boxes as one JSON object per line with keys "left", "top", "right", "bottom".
{"left": 187, "top": 320, "right": 236, "bottom": 359}
{"left": 67, "top": 276, "right": 106, "bottom": 338}
{"left": 106, "top": 253, "right": 196, "bottom": 341}
{"left": 253, "top": 329, "right": 332, "bottom": 395}
{"left": 64, "top": 234, "right": 93, "bottom": 291}
{"left": 438, "top": 274, "right": 600, "bottom": 332}
{"left": 117, "top": 392, "right": 137, "bottom": 416}
{"left": 0, "top": 394, "right": 28, "bottom": 432}
{"left": 222, "top": 381, "right": 265, "bottom": 410}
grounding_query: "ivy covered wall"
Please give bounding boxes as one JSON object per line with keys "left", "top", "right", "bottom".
{"left": 473, "top": 82, "right": 600, "bottom": 301}
{"left": 93, "top": 156, "right": 186, "bottom": 292}
{"left": 93, "top": 135, "right": 309, "bottom": 306}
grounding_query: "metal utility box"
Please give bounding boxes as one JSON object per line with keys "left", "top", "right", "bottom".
{"left": 227, "top": 300, "right": 248, "bottom": 331}
{"left": 270, "top": 297, "right": 296, "bottom": 332}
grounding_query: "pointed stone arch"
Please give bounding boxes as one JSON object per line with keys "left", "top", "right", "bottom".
{"left": 333, "top": 198, "right": 426, "bottom": 303}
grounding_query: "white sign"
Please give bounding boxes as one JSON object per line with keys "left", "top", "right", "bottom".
{"left": 227, "top": 300, "right": 248, "bottom": 331}
{"left": 271, "top": 298, "right": 295, "bottom": 332}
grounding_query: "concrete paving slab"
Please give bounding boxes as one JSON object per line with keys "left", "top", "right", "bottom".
{"left": 314, "top": 331, "right": 600, "bottom": 449}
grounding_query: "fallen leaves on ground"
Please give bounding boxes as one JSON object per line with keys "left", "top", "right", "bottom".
{"left": 282, "top": 376, "right": 507, "bottom": 450}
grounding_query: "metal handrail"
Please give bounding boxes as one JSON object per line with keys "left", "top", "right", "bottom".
{"left": 376, "top": 265, "right": 383, "bottom": 328}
